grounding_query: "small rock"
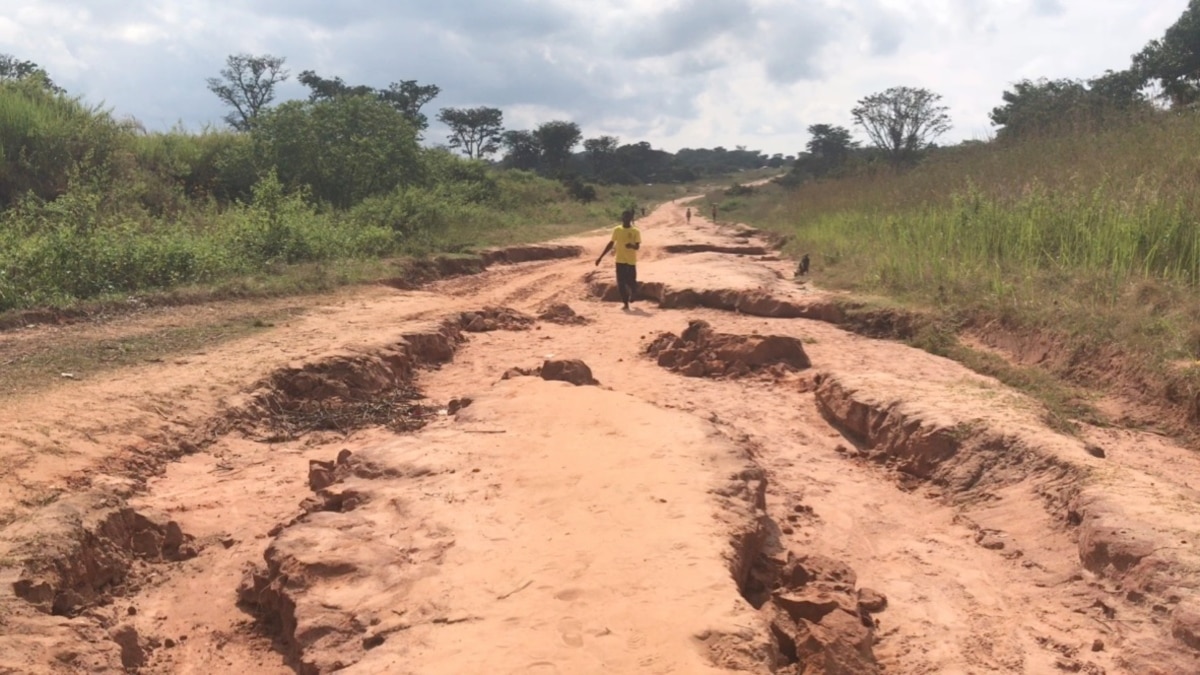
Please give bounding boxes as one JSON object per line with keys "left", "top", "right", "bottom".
{"left": 858, "top": 588, "right": 888, "bottom": 613}
{"left": 109, "top": 624, "right": 146, "bottom": 669}
{"left": 834, "top": 444, "right": 848, "bottom": 454}
{"left": 1091, "top": 638, "right": 1104, "bottom": 652}
{"left": 781, "top": 525, "right": 795, "bottom": 535}
{"left": 127, "top": 606, "right": 137, "bottom": 616}
{"left": 220, "top": 536, "right": 237, "bottom": 549}
{"left": 1084, "top": 444, "right": 1106, "bottom": 459}
{"left": 974, "top": 531, "right": 1006, "bottom": 550}
{"left": 164, "top": 638, "right": 177, "bottom": 649}
{"left": 1054, "top": 656, "right": 1082, "bottom": 672}
{"left": 447, "top": 397, "right": 474, "bottom": 415}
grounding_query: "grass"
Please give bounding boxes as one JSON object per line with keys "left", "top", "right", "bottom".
{"left": 0, "top": 307, "right": 299, "bottom": 398}
{"left": 723, "top": 113, "right": 1200, "bottom": 431}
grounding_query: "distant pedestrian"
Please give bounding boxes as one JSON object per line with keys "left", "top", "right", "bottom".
{"left": 711, "top": 204, "right": 718, "bottom": 221}
{"left": 798, "top": 253, "right": 810, "bottom": 276}
{"left": 685, "top": 207, "right": 691, "bottom": 224}
{"left": 641, "top": 206, "right": 646, "bottom": 217}
{"left": 596, "top": 208, "right": 642, "bottom": 311}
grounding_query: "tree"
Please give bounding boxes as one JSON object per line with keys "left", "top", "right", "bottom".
{"left": 501, "top": 130, "right": 541, "bottom": 171}
{"left": 437, "top": 106, "right": 504, "bottom": 159}
{"left": 1133, "top": 0, "right": 1200, "bottom": 107}
{"left": 804, "top": 124, "right": 857, "bottom": 175}
{"left": 378, "top": 80, "right": 440, "bottom": 131}
{"left": 990, "top": 75, "right": 1149, "bottom": 140}
{"left": 989, "top": 79, "right": 1090, "bottom": 139}
{"left": 851, "top": 86, "right": 950, "bottom": 165}
{"left": 206, "top": 53, "right": 289, "bottom": 131}
{"left": 252, "top": 96, "right": 421, "bottom": 207}
{"left": 583, "top": 135, "right": 619, "bottom": 180}
{"left": 533, "top": 120, "right": 581, "bottom": 174}
{"left": 0, "top": 54, "right": 62, "bottom": 93}
{"left": 297, "top": 70, "right": 373, "bottom": 102}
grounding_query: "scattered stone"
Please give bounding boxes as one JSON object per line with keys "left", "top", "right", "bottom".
{"left": 858, "top": 588, "right": 888, "bottom": 613}
{"left": 459, "top": 307, "right": 535, "bottom": 332}
{"left": 537, "top": 303, "right": 589, "bottom": 325}
{"left": 834, "top": 444, "right": 849, "bottom": 454}
{"left": 110, "top": 624, "right": 146, "bottom": 669}
{"left": 127, "top": 606, "right": 137, "bottom": 616}
{"left": 975, "top": 530, "right": 1006, "bottom": 550}
{"left": 540, "top": 359, "right": 599, "bottom": 386}
{"left": 500, "top": 367, "right": 537, "bottom": 381}
{"left": 1054, "top": 656, "right": 1082, "bottom": 672}
{"left": 1091, "top": 638, "right": 1104, "bottom": 652}
{"left": 1084, "top": 444, "right": 1106, "bottom": 459}
{"left": 447, "top": 397, "right": 474, "bottom": 414}
{"left": 1171, "top": 599, "right": 1200, "bottom": 650}
{"left": 165, "top": 638, "right": 177, "bottom": 649}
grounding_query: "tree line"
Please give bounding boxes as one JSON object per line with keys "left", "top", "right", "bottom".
{"left": 201, "top": 53, "right": 782, "bottom": 199}
{"left": 784, "top": 0, "right": 1200, "bottom": 185}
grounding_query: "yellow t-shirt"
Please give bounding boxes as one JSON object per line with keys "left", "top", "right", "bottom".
{"left": 612, "top": 226, "right": 641, "bottom": 265}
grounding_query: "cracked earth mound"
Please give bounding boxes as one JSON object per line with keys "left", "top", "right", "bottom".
{"left": 648, "top": 320, "right": 812, "bottom": 378}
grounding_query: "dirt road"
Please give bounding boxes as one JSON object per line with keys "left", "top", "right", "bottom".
{"left": 1, "top": 201, "right": 1199, "bottom": 674}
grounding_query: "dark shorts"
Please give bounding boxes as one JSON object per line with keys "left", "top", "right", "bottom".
{"left": 615, "top": 263, "right": 637, "bottom": 287}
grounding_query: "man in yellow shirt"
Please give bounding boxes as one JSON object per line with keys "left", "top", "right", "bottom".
{"left": 595, "top": 208, "right": 642, "bottom": 310}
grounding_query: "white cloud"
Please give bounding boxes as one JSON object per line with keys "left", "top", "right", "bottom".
{"left": 1, "top": 0, "right": 1186, "bottom": 154}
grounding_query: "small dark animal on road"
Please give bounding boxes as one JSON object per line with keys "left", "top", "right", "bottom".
{"left": 798, "top": 253, "right": 810, "bottom": 276}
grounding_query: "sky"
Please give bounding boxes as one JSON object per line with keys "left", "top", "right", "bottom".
{"left": 0, "top": 0, "right": 1187, "bottom": 156}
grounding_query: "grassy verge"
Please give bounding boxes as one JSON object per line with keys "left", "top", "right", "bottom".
{"left": 0, "top": 306, "right": 299, "bottom": 398}
{"left": 718, "top": 113, "right": 1200, "bottom": 435}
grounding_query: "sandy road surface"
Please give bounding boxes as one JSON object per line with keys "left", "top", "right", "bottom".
{"left": 1, "top": 201, "right": 1199, "bottom": 674}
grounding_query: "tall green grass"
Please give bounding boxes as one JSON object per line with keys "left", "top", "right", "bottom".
{"left": 734, "top": 112, "right": 1200, "bottom": 360}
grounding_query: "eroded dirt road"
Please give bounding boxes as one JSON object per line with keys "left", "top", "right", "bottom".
{"left": 1, "top": 201, "right": 1200, "bottom": 674}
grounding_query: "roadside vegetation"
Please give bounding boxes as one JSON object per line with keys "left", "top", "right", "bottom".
{"left": 0, "top": 54, "right": 774, "bottom": 316}
{"left": 717, "top": 2, "right": 1200, "bottom": 431}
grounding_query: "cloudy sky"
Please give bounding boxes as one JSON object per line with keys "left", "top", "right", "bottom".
{"left": 1, "top": 0, "right": 1185, "bottom": 155}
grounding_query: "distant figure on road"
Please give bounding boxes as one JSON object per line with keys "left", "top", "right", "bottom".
{"left": 711, "top": 204, "right": 718, "bottom": 221}
{"left": 685, "top": 207, "right": 691, "bottom": 224}
{"left": 596, "top": 209, "right": 642, "bottom": 311}
{"left": 798, "top": 253, "right": 810, "bottom": 276}
{"left": 641, "top": 206, "right": 646, "bottom": 217}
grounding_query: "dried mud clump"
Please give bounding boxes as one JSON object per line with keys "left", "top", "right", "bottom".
{"left": 746, "top": 552, "right": 882, "bottom": 674}
{"left": 459, "top": 306, "right": 535, "bottom": 332}
{"left": 501, "top": 359, "right": 600, "bottom": 386}
{"left": 648, "top": 320, "right": 811, "bottom": 379}
{"left": 537, "top": 303, "right": 589, "bottom": 325}
{"left": 540, "top": 359, "right": 599, "bottom": 386}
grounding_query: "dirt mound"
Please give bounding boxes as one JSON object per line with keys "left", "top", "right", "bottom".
{"left": 590, "top": 279, "right": 843, "bottom": 322}
{"left": 500, "top": 359, "right": 599, "bottom": 386}
{"left": 13, "top": 498, "right": 197, "bottom": 616}
{"left": 540, "top": 358, "right": 599, "bottom": 386}
{"left": 459, "top": 306, "right": 535, "bottom": 332}
{"left": 663, "top": 244, "right": 768, "bottom": 256}
{"left": 537, "top": 302, "right": 589, "bottom": 325}
{"left": 648, "top": 320, "right": 811, "bottom": 379}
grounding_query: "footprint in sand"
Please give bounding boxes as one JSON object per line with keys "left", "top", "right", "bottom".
{"left": 558, "top": 617, "right": 584, "bottom": 647}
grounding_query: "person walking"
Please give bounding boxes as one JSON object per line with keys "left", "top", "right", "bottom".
{"left": 711, "top": 203, "right": 718, "bottom": 221}
{"left": 685, "top": 207, "right": 691, "bottom": 224}
{"left": 596, "top": 208, "right": 642, "bottom": 311}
